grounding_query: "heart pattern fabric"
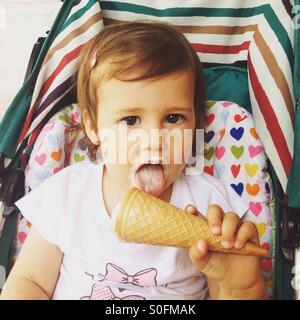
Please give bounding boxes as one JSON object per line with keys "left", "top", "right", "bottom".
{"left": 15, "top": 104, "right": 99, "bottom": 261}
{"left": 201, "top": 101, "right": 274, "bottom": 292}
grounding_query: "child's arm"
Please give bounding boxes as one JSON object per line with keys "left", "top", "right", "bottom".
{"left": 0, "top": 227, "right": 63, "bottom": 300}
{"left": 186, "top": 205, "right": 268, "bottom": 300}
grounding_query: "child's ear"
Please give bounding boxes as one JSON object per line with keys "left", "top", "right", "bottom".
{"left": 82, "top": 108, "right": 100, "bottom": 145}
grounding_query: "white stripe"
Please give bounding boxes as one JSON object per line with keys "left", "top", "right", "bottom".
{"left": 185, "top": 31, "right": 254, "bottom": 46}
{"left": 256, "top": 16, "right": 295, "bottom": 101}
{"left": 102, "top": 9, "right": 263, "bottom": 27}
{"left": 102, "top": 0, "right": 275, "bottom": 10}
{"left": 249, "top": 83, "right": 288, "bottom": 191}
{"left": 68, "top": 0, "right": 88, "bottom": 16}
{"left": 270, "top": 0, "right": 294, "bottom": 46}
{"left": 249, "top": 34, "right": 294, "bottom": 155}
{"left": 51, "top": 1, "right": 100, "bottom": 51}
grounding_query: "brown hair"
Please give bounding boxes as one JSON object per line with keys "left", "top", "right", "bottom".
{"left": 77, "top": 21, "right": 206, "bottom": 157}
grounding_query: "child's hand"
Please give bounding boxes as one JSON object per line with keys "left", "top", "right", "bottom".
{"left": 185, "top": 204, "right": 267, "bottom": 300}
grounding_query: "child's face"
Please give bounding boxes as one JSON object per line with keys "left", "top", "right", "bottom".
{"left": 85, "top": 69, "right": 195, "bottom": 199}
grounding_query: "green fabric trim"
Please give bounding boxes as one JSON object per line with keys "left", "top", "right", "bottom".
{"left": 287, "top": 110, "right": 300, "bottom": 207}
{"left": 0, "top": 213, "right": 18, "bottom": 281}
{"left": 100, "top": 1, "right": 293, "bottom": 67}
{"left": 269, "top": 162, "right": 293, "bottom": 300}
{"left": 286, "top": 0, "right": 300, "bottom": 208}
{"left": 204, "top": 66, "right": 250, "bottom": 111}
{"left": 294, "top": 0, "right": 300, "bottom": 102}
{"left": 62, "top": 0, "right": 99, "bottom": 32}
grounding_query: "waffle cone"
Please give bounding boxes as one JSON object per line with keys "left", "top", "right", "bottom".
{"left": 113, "top": 188, "right": 268, "bottom": 257}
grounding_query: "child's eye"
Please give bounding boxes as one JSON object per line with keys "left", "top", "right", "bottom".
{"left": 120, "top": 116, "right": 140, "bottom": 126}
{"left": 165, "top": 114, "right": 185, "bottom": 124}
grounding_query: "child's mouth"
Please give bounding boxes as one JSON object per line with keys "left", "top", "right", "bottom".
{"left": 134, "top": 163, "right": 166, "bottom": 196}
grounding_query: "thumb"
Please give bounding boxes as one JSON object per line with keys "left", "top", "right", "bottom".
{"left": 189, "top": 240, "right": 211, "bottom": 273}
{"left": 189, "top": 240, "right": 226, "bottom": 281}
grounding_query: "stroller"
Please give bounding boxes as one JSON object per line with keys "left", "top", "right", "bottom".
{"left": 0, "top": 0, "right": 299, "bottom": 299}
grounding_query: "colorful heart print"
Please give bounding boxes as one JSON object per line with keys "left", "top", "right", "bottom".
{"left": 246, "top": 183, "right": 260, "bottom": 196}
{"left": 260, "top": 259, "right": 272, "bottom": 273}
{"left": 205, "top": 131, "right": 215, "bottom": 143}
{"left": 204, "top": 147, "right": 214, "bottom": 161}
{"left": 249, "top": 201, "right": 262, "bottom": 216}
{"left": 231, "top": 146, "right": 244, "bottom": 159}
{"left": 245, "top": 163, "right": 259, "bottom": 178}
{"left": 219, "top": 129, "right": 225, "bottom": 138}
{"left": 35, "top": 153, "right": 46, "bottom": 166}
{"left": 74, "top": 153, "right": 86, "bottom": 163}
{"left": 222, "top": 101, "right": 233, "bottom": 107}
{"left": 231, "top": 164, "right": 241, "bottom": 178}
{"left": 204, "top": 165, "right": 214, "bottom": 176}
{"left": 234, "top": 114, "right": 247, "bottom": 123}
{"left": 18, "top": 232, "right": 27, "bottom": 245}
{"left": 206, "top": 101, "right": 216, "bottom": 109}
{"left": 254, "top": 222, "right": 267, "bottom": 238}
{"left": 250, "top": 128, "right": 259, "bottom": 140}
{"left": 205, "top": 114, "right": 215, "bottom": 126}
{"left": 230, "top": 183, "right": 244, "bottom": 196}
{"left": 53, "top": 165, "right": 64, "bottom": 174}
{"left": 248, "top": 145, "right": 263, "bottom": 158}
{"left": 215, "top": 147, "right": 225, "bottom": 160}
{"left": 230, "top": 127, "right": 244, "bottom": 141}
{"left": 51, "top": 149, "right": 62, "bottom": 162}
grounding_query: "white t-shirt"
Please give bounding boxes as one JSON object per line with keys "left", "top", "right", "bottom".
{"left": 15, "top": 162, "right": 248, "bottom": 300}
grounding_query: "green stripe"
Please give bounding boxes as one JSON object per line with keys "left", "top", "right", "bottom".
{"left": 61, "top": 0, "right": 99, "bottom": 33}
{"left": 100, "top": 1, "right": 293, "bottom": 67}
{"left": 263, "top": 5, "right": 294, "bottom": 70}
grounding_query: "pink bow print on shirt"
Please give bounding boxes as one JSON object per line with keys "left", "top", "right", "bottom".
{"left": 81, "top": 284, "right": 145, "bottom": 300}
{"left": 98, "top": 263, "right": 157, "bottom": 287}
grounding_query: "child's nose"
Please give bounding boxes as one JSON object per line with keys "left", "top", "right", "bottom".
{"left": 141, "top": 127, "right": 164, "bottom": 153}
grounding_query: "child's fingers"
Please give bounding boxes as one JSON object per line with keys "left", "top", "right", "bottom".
{"left": 185, "top": 204, "right": 198, "bottom": 216}
{"left": 207, "top": 204, "right": 224, "bottom": 235}
{"left": 234, "top": 221, "right": 259, "bottom": 249}
{"left": 221, "top": 212, "right": 240, "bottom": 249}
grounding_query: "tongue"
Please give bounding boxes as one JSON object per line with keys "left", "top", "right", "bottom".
{"left": 135, "top": 164, "right": 165, "bottom": 196}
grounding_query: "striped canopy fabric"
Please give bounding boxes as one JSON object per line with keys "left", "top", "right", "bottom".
{"left": 17, "top": 0, "right": 295, "bottom": 192}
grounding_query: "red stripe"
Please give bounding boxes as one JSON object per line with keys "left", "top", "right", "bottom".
{"left": 19, "top": 108, "right": 36, "bottom": 143}
{"left": 192, "top": 41, "right": 250, "bottom": 54}
{"left": 39, "top": 44, "right": 84, "bottom": 99}
{"left": 19, "top": 44, "right": 84, "bottom": 142}
{"left": 248, "top": 55, "right": 292, "bottom": 177}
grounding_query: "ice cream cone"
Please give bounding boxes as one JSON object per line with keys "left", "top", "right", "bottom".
{"left": 113, "top": 187, "right": 268, "bottom": 257}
